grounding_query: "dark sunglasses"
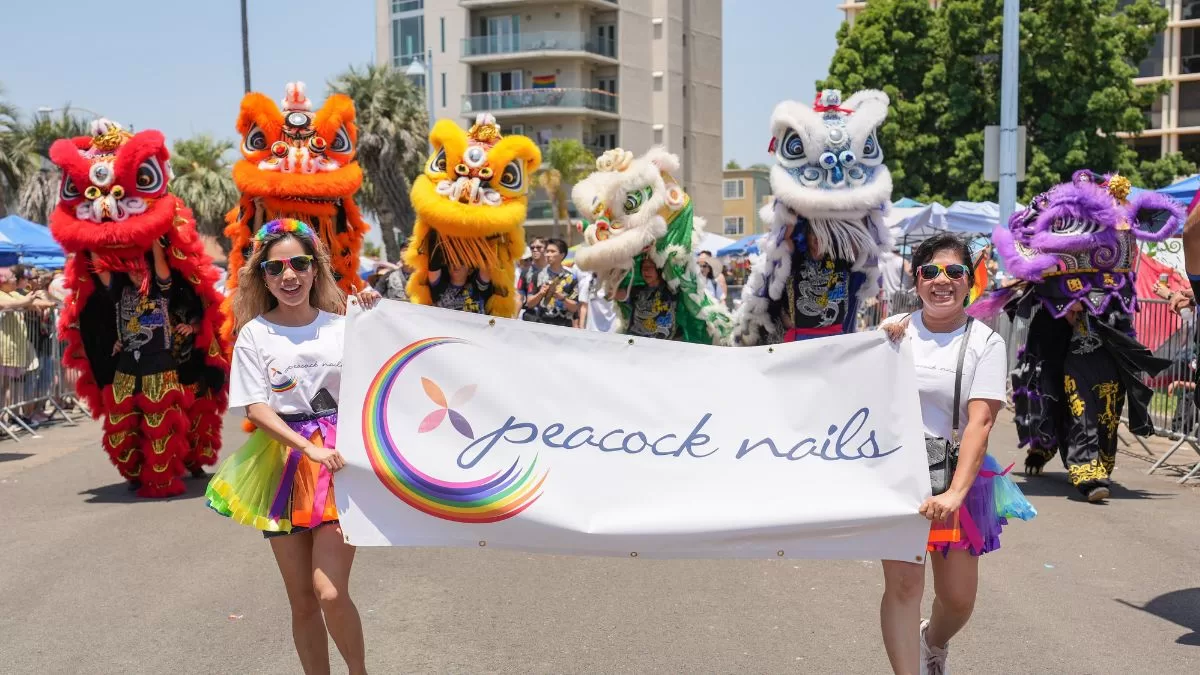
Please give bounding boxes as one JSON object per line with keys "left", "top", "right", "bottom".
{"left": 260, "top": 255, "right": 314, "bottom": 276}
{"left": 917, "top": 263, "right": 970, "bottom": 281}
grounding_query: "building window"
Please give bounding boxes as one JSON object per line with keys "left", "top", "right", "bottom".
{"left": 724, "top": 179, "right": 745, "bottom": 200}
{"left": 441, "top": 73, "right": 447, "bottom": 108}
{"left": 683, "top": 84, "right": 687, "bottom": 98}
{"left": 440, "top": 17, "right": 446, "bottom": 53}
{"left": 654, "top": 128, "right": 663, "bottom": 144}
{"left": 653, "top": 22, "right": 663, "bottom": 40}
{"left": 393, "top": 14, "right": 425, "bottom": 67}
{"left": 1181, "top": 82, "right": 1200, "bottom": 127}
{"left": 392, "top": 0, "right": 423, "bottom": 13}
{"left": 682, "top": 33, "right": 687, "bottom": 47}
{"left": 723, "top": 216, "right": 745, "bottom": 235}
{"left": 596, "top": 24, "right": 616, "bottom": 57}
{"left": 653, "top": 73, "right": 663, "bottom": 92}
{"left": 682, "top": 136, "right": 687, "bottom": 150}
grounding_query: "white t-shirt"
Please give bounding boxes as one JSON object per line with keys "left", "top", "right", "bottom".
{"left": 576, "top": 271, "right": 618, "bottom": 332}
{"left": 229, "top": 311, "right": 345, "bottom": 415}
{"left": 883, "top": 311, "right": 1007, "bottom": 439}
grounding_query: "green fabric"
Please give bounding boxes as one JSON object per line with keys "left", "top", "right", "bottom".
{"left": 615, "top": 200, "right": 733, "bottom": 344}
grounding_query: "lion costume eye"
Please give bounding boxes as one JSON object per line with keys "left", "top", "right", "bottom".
{"left": 623, "top": 186, "right": 652, "bottom": 214}
{"left": 428, "top": 147, "right": 448, "bottom": 174}
{"left": 499, "top": 160, "right": 523, "bottom": 190}
{"left": 780, "top": 129, "right": 806, "bottom": 162}
{"left": 243, "top": 123, "right": 268, "bottom": 153}
{"left": 60, "top": 175, "right": 81, "bottom": 200}
{"left": 330, "top": 126, "right": 353, "bottom": 154}
{"left": 134, "top": 157, "right": 166, "bottom": 194}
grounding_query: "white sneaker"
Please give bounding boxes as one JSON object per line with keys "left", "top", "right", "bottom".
{"left": 920, "top": 619, "right": 950, "bottom": 675}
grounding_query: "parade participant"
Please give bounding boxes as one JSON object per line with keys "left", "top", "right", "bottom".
{"left": 881, "top": 234, "right": 1035, "bottom": 675}
{"left": 697, "top": 252, "right": 728, "bottom": 306}
{"left": 48, "top": 119, "right": 229, "bottom": 497}
{"left": 223, "top": 81, "right": 369, "bottom": 341}
{"left": 972, "top": 170, "right": 1179, "bottom": 501}
{"left": 731, "top": 89, "right": 892, "bottom": 345}
{"left": 404, "top": 113, "right": 541, "bottom": 318}
{"left": 206, "top": 219, "right": 378, "bottom": 675}
{"left": 571, "top": 147, "right": 733, "bottom": 343}
{"left": 524, "top": 238, "right": 579, "bottom": 327}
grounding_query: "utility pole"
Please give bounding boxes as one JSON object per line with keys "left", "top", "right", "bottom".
{"left": 998, "top": 0, "right": 1019, "bottom": 226}
{"left": 241, "top": 0, "right": 252, "bottom": 93}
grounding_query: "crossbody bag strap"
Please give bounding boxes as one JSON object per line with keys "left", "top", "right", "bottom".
{"left": 951, "top": 317, "right": 974, "bottom": 443}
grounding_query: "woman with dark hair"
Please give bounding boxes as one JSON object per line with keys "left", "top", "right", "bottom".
{"left": 206, "top": 219, "right": 378, "bottom": 675}
{"left": 879, "top": 233, "right": 1034, "bottom": 675}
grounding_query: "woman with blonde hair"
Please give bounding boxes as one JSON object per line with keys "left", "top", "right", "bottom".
{"left": 206, "top": 218, "right": 378, "bottom": 675}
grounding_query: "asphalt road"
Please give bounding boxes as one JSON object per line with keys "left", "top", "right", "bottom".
{"left": 1, "top": 411, "right": 1198, "bottom": 674}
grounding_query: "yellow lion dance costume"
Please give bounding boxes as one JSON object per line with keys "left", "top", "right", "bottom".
{"left": 403, "top": 113, "right": 541, "bottom": 317}
{"left": 223, "top": 81, "right": 368, "bottom": 340}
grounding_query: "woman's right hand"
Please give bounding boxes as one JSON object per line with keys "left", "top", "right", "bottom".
{"left": 303, "top": 443, "right": 346, "bottom": 473}
{"left": 882, "top": 317, "right": 910, "bottom": 343}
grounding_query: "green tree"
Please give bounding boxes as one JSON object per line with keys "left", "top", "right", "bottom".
{"left": 362, "top": 240, "right": 382, "bottom": 259}
{"left": 170, "top": 135, "right": 238, "bottom": 244}
{"left": 0, "top": 86, "right": 33, "bottom": 218}
{"left": 820, "top": 0, "right": 1187, "bottom": 202}
{"left": 14, "top": 108, "right": 90, "bottom": 225}
{"left": 725, "top": 159, "right": 741, "bottom": 170}
{"left": 328, "top": 64, "right": 428, "bottom": 263}
{"left": 536, "top": 138, "right": 595, "bottom": 239}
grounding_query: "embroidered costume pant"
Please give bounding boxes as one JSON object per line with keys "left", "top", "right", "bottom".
{"left": 1058, "top": 348, "right": 1124, "bottom": 494}
{"left": 101, "top": 368, "right": 194, "bottom": 498}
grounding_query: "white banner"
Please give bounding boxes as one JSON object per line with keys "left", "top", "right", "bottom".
{"left": 336, "top": 301, "right": 933, "bottom": 562}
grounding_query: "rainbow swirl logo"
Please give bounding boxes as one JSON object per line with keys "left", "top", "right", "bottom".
{"left": 362, "top": 337, "right": 547, "bottom": 523}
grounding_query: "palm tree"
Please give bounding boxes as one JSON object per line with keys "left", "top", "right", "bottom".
{"left": 536, "top": 138, "right": 595, "bottom": 239}
{"left": 14, "top": 109, "right": 89, "bottom": 225}
{"left": 328, "top": 64, "right": 428, "bottom": 262}
{"left": 0, "top": 85, "right": 35, "bottom": 218}
{"left": 170, "top": 135, "right": 239, "bottom": 244}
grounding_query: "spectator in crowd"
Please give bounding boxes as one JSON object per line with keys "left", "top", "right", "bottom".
{"left": 518, "top": 237, "right": 547, "bottom": 320}
{"left": 697, "top": 252, "right": 728, "bottom": 306}
{"left": 0, "top": 267, "right": 53, "bottom": 419}
{"left": 370, "top": 262, "right": 408, "bottom": 301}
{"left": 576, "top": 268, "right": 617, "bottom": 332}
{"left": 524, "top": 238, "right": 578, "bottom": 327}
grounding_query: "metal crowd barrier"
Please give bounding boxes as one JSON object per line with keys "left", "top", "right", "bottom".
{"left": 0, "top": 307, "right": 79, "bottom": 442}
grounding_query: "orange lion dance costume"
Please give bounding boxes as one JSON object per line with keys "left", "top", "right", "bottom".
{"left": 224, "top": 81, "right": 367, "bottom": 340}
{"left": 403, "top": 113, "right": 541, "bottom": 317}
{"left": 49, "top": 120, "right": 230, "bottom": 498}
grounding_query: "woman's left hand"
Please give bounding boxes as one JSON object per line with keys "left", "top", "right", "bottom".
{"left": 353, "top": 288, "right": 382, "bottom": 310}
{"left": 919, "top": 489, "right": 966, "bottom": 522}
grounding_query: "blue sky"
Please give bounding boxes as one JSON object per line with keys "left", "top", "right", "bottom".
{"left": 0, "top": 0, "right": 842, "bottom": 166}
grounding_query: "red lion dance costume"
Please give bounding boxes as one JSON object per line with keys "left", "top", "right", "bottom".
{"left": 222, "top": 81, "right": 367, "bottom": 342}
{"left": 50, "top": 120, "right": 230, "bottom": 498}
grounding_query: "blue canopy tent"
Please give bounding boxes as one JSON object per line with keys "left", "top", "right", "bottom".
{"left": 716, "top": 232, "right": 762, "bottom": 256}
{"left": 1157, "top": 175, "right": 1200, "bottom": 205}
{"left": 0, "top": 215, "right": 66, "bottom": 269}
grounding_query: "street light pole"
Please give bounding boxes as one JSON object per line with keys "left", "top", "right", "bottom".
{"left": 405, "top": 49, "right": 436, "bottom": 149}
{"left": 998, "top": 0, "right": 1020, "bottom": 227}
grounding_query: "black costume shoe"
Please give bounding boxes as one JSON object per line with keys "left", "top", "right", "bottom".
{"left": 1024, "top": 449, "right": 1051, "bottom": 476}
{"left": 188, "top": 465, "right": 209, "bottom": 479}
{"left": 1086, "top": 486, "right": 1111, "bottom": 503}
{"left": 126, "top": 479, "right": 141, "bottom": 492}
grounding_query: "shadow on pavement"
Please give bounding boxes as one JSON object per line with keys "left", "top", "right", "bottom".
{"left": 79, "top": 474, "right": 211, "bottom": 504}
{"left": 1011, "top": 473, "right": 1173, "bottom": 501}
{"left": 0, "top": 452, "right": 33, "bottom": 463}
{"left": 1116, "top": 588, "right": 1200, "bottom": 646}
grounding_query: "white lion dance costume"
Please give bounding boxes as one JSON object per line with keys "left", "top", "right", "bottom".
{"left": 571, "top": 147, "right": 733, "bottom": 344}
{"left": 732, "top": 90, "right": 892, "bottom": 345}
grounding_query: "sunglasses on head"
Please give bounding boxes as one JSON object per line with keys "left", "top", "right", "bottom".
{"left": 917, "top": 263, "right": 970, "bottom": 281}
{"left": 260, "top": 255, "right": 314, "bottom": 276}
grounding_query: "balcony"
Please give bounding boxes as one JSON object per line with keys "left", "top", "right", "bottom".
{"left": 463, "top": 88, "right": 618, "bottom": 119}
{"left": 461, "top": 0, "right": 616, "bottom": 9}
{"left": 462, "top": 30, "right": 616, "bottom": 63}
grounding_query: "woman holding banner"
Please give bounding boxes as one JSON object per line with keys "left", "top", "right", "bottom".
{"left": 880, "top": 234, "right": 1035, "bottom": 675}
{"left": 205, "top": 219, "right": 378, "bottom": 675}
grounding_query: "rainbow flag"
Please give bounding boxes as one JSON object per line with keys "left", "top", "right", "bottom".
{"left": 968, "top": 252, "right": 990, "bottom": 305}
{"left": 532, "top": 75, "right": 556, "bottom": 89}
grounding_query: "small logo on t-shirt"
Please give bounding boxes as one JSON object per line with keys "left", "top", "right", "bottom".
{"left": 270, "top": 367, "right": 298, "bottom": 393}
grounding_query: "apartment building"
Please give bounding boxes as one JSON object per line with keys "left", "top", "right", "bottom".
{"left": 721, "top": 167, "right": 770, "bottom": 237}
{"left": 840, "top": 0, "right": 1200, "bottom": 165}
{"left": 376, "top": 0, "right": 723, "bottom": 239}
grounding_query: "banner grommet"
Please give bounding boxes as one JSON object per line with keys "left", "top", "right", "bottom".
{"left": 629, "top": 551, "right": 638, "bottom": 557}
{"left": 479, "top": 540, "right": 487, "bottom": 547}
{"left": 776, "top": 550, "right": 785, "bottom": 557}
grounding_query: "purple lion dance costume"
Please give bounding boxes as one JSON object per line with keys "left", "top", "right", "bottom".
{"left": 971, "top": 170, "right": 1180, "bottom": 499}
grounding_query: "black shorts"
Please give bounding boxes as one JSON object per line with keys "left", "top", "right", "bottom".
{"left": 263, "top": 519, "right": 339, "bottom": 540}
